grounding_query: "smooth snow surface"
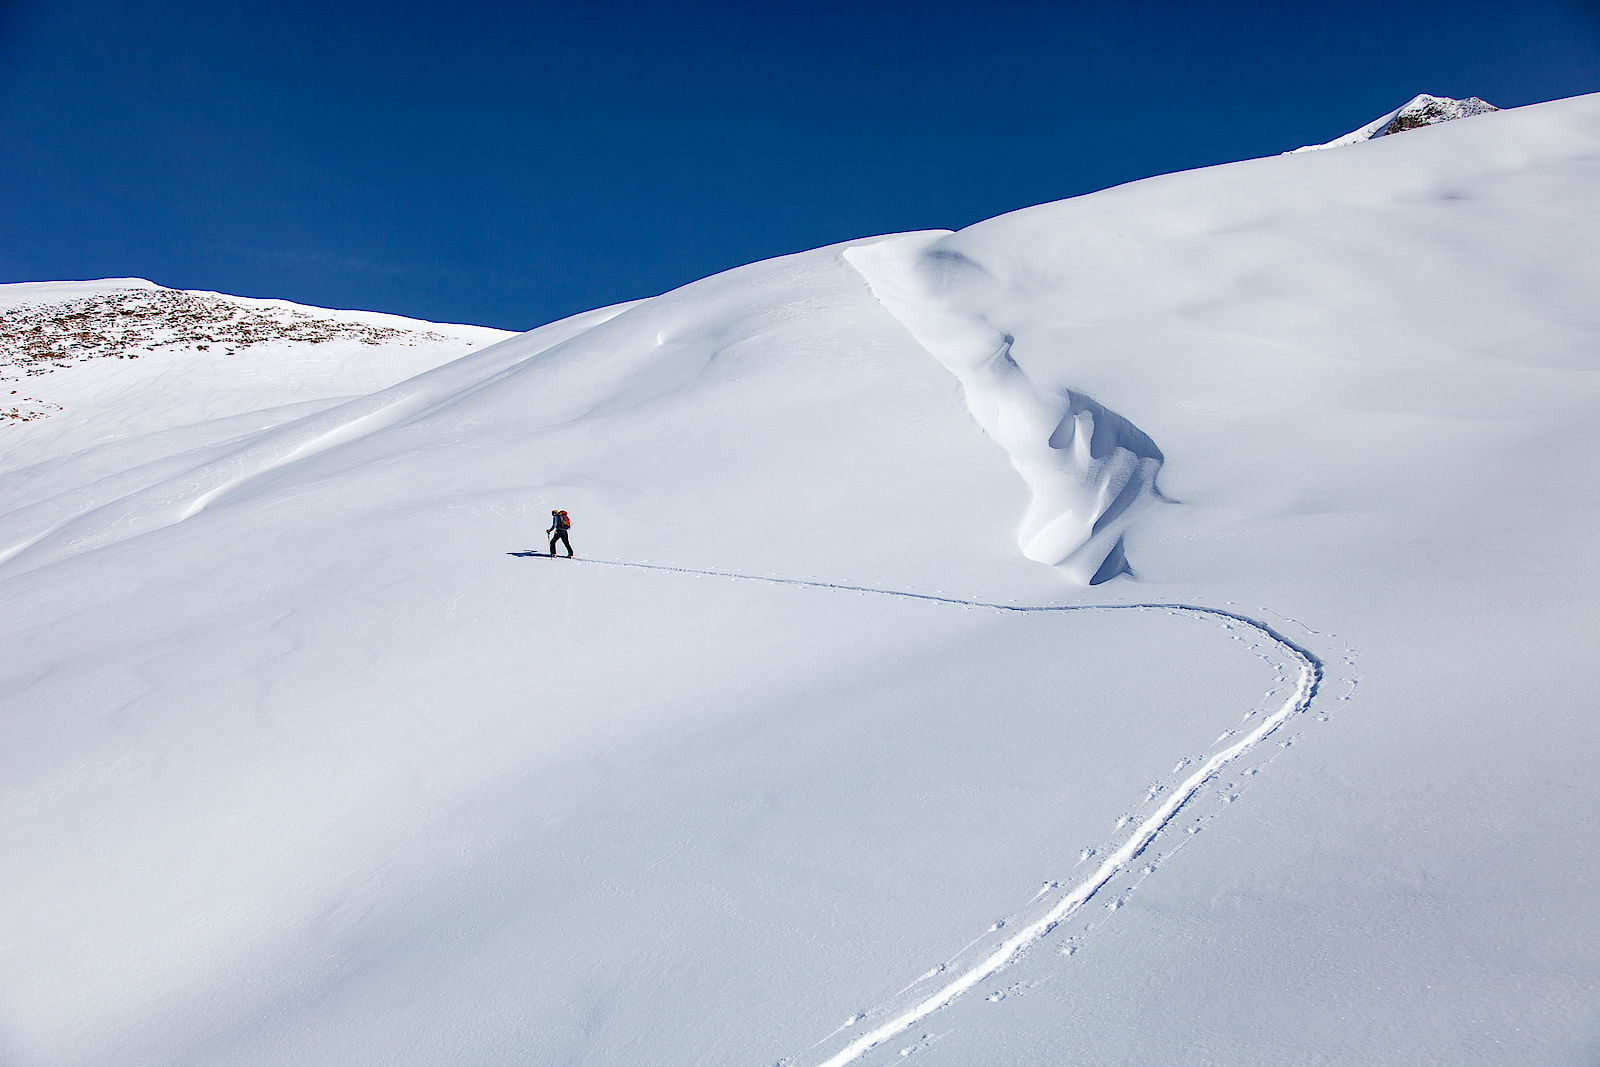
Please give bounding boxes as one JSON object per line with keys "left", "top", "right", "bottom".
{"left": 4, "top": 94, "right": 1600, "bottom": 1065}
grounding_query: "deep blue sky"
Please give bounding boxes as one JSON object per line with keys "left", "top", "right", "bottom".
{"left": 3, "top": 0, "right": 1597, "bottom": 330}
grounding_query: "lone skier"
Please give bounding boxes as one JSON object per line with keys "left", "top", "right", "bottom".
{"left": 547, "top": 508, "right": 573, "bottom": 558}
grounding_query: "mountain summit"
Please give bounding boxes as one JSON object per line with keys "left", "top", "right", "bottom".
{"left": 1294, "top": 92, "right": 1500, "bottom": 151}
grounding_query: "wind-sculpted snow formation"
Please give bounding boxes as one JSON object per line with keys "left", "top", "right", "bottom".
{"left": 846, "top": 237, "right": 1162, "bottom": 584}
{"left": 3, "top": 94, "right": 1600, "bottom": 1065}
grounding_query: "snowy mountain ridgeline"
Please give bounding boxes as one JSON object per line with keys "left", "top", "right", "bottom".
{"left": 3, "top": 95, "right": 1599, "bottom": 1064}
{"left": 0, "top": 279, "right": 507, "bottom": 426}
{"left": 1293, "top": 92, "right": 1500, "bottom": 151}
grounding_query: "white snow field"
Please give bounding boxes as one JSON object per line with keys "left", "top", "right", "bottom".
{"left": 3, "top": 92, "right": 1599, "bottom": 1065}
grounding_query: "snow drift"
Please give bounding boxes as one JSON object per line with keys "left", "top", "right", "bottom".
{"left": 845, "top": 237, "right": 1163, "bottom": 583}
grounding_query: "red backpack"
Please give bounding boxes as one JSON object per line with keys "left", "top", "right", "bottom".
{"left": 557, "top": 510, "right": 571, "bottom": 530}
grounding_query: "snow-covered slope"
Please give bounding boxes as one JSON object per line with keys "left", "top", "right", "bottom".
{"left": 3, "top": 94, "right": 1598, "bottom": 1065}
{"left": 0, "top": 278, "right": 508, "bottom": 432}
{"left": 1293, "top": 92, "right": 1500, "bottom": 151}
{"left": 0, "top": 279, "right": 511, "bottom": 570}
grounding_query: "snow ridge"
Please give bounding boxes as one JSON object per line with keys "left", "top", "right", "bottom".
{"left": 844, "top": 237, "right": 1162, "bottom": 585}
{"left": 1293, "top": 93, "right": 1500, "bottom": 152}
{"left": 509, "top": 553, "right": 1325, "bottom": 1065}
{"left": 0, "top": 280, "right": 508, "bottom": 425}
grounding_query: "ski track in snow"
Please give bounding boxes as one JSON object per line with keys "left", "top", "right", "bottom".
{"left": 509, "top": 553, "right": 1332, "bottom": 1065}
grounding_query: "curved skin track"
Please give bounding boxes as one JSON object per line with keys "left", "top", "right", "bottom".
{"left": 510, "top": 553, "right": 1327, "bottom": 1065}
